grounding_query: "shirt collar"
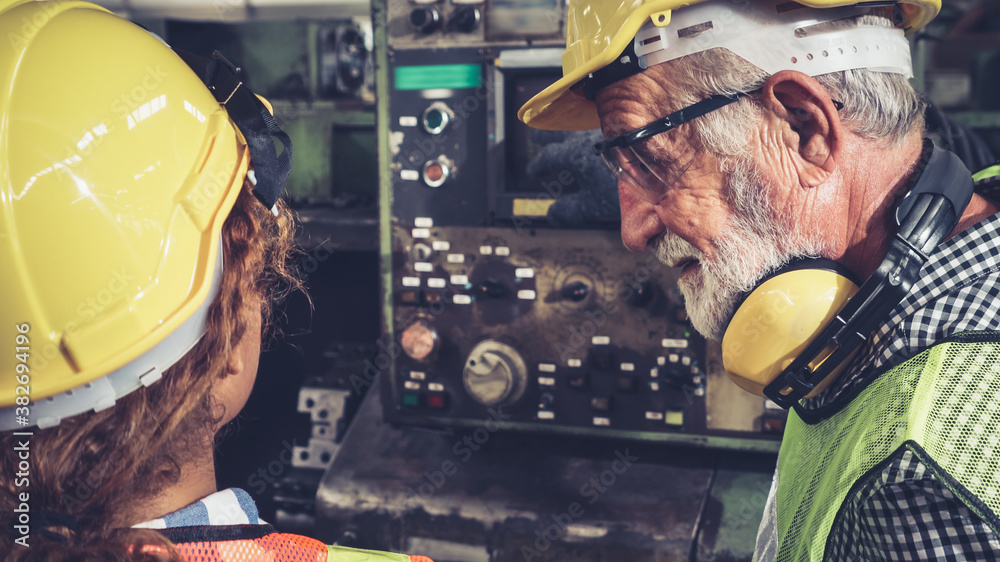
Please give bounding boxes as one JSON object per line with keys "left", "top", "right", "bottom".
{"left": 806, "top": 210, "right": 1000, "bottom": 409}
{"left": 132, "top": 488, "right": 263, "bottom": 529}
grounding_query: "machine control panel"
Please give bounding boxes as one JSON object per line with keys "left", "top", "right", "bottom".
{"left": 382, "top": 225, "right": 783, "bottom": 448}
{"left": 379, "top": 0, "right": 785, "bottom": 449}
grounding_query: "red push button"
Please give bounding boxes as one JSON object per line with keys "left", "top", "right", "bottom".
{"left": 427, "top": 394, "right": 447, "bottom": 409}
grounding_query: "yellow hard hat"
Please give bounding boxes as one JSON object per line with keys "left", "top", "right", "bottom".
{"left": 519, "top": 0, "right": 941, "bottom": 131}
{"left": 0, "top": 1, "right": 288, "bottom": 429}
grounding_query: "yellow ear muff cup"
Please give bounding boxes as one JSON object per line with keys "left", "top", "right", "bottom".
{"left": 722, "top": 268, "right": 860, "bottom": 398}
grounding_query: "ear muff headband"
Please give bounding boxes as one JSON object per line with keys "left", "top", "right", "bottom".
{"left": 723, "top": 142, "right": 974, "bottom": 409}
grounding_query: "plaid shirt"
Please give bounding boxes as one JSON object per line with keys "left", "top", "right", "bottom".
{"left": 757, "top": 210, "right": 1000, "bottom": 561}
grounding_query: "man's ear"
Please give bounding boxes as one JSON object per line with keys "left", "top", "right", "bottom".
{"left": 761, "top": 70, "right": 843, "bottom": 188}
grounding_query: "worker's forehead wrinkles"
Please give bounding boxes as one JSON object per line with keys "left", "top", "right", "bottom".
{"left": 601, "top": 98, "right": 652, "bottom": 136}
{"left": 596, "top": 76, "right": 672, "bottom": 137}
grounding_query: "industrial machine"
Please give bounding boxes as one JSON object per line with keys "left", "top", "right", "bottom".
{"left": 377, "top": 0, "right": 784, "bottom": 451}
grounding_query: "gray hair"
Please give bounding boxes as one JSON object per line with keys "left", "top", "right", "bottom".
{"left": 661, "top": 12, "right": 926, "bottom": 166}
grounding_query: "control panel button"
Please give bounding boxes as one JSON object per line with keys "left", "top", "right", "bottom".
{"left": 590, "top": 396, "right": 612, "bottom": 412}
{"left": 427, "top": 394, "right": 448, "bottom": 409}
{"left": 399, "top": 290, "right": 421, "bottom": 306}
{"left": 422, "top": 158, "right": 450, "bottom": 188}
{"left": 408, "top": 6, "right": 441, "bottom": 33}
{"left": 402, "top": 392, "right": 422, "bottom": 408}
{"left": 450, "top": 5, "right": 481, "bottom": 32}
{"left": 401, "top": 320, "right": 439, "bottom": 362}
{"left": 665, "top": 410, "right": 684, "bottom": 426}
{"left": 539, "top": 392, "right": 555, "bottom": 409}
{"left": 421, "top": 101, "right": 453, "bottom": 135}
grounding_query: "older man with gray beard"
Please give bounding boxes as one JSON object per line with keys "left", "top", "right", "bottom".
{"left": 520, "top": 0, "right": 1000, "bottom": 560}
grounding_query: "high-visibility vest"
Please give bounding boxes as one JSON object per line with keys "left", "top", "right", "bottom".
{"left": 148, "top": 527, "right": 434, "bottom": 562}
{"left": 767, "top": 334, "right": 1000, "bottom": 560}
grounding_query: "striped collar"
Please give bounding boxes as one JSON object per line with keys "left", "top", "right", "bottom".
{"left": 132, "top": 488, "right": 263, "bottom": 529}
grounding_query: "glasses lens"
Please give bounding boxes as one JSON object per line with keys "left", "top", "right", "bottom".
{"left": 599, "top": 139, "right": 695, "bottom": 204}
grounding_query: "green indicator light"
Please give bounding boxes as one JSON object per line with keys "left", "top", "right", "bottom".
{"left": 402, "top": 393, "right": 420, "bottom": 407}
{"left": 395, "top": 64, "right": 482, "bottom": 90}
{"left": 684, "top": 331, "right": 691, "bottom": 338}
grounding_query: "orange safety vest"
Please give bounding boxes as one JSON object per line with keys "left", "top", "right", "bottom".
{"left": 146, "top": 526, "right": 433, "bottom": 562}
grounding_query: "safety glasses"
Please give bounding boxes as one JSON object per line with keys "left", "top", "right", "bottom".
{"left": 593, "top": 90, "right": 845, "bottom": 204}
{"left": 592, "top": 92, "right": 752, "bottom": 203}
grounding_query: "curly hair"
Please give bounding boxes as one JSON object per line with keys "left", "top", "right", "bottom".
{"left": 0, "top": 185, "right": 304, "bottom": 561}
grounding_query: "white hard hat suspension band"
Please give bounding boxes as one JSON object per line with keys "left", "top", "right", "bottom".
{"left": 574, "top": 0, "right": 912, "bottom": 102}
{"left": 636, "top": 1, "right": 912, "bottom": 78}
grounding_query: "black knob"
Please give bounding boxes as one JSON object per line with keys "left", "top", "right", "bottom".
{"left": 627, "top": 281, "right": 654, "bottom": 307}
{"left": 450, "top": 6, "right": 481, "bottom": 33}
{"left": 409, "top": 7, "right": 441, "bottom": 34}
{"left": 560, "top": 281, "right": 590, "bottom": 302}
{"left": 658, "top": 364, "right": 694, "bottom": 388}
{"left": 412, "top": 243, "right": 432, "bottom": 261}
{"left": 476, "top": 279, "right": 507, "bottom": 298}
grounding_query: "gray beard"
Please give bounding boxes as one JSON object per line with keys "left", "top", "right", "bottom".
{"left": 654, "top": 159, "right": 827, "bottom": 341}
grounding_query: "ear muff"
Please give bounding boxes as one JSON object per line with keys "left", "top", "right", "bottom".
{"left": 722, "top": 259, "right": 860, "bottom": 398}
{"left": 721, "top": 143, "right": 974, "bottom": 410}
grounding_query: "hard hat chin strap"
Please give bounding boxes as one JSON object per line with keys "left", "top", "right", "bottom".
{"left": 176, "top": 50, "right": 292, "bottom": 215}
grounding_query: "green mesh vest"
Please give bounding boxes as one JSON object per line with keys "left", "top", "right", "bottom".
{"left": 771, "top": 334, "right": 1000, "bottom": 561}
